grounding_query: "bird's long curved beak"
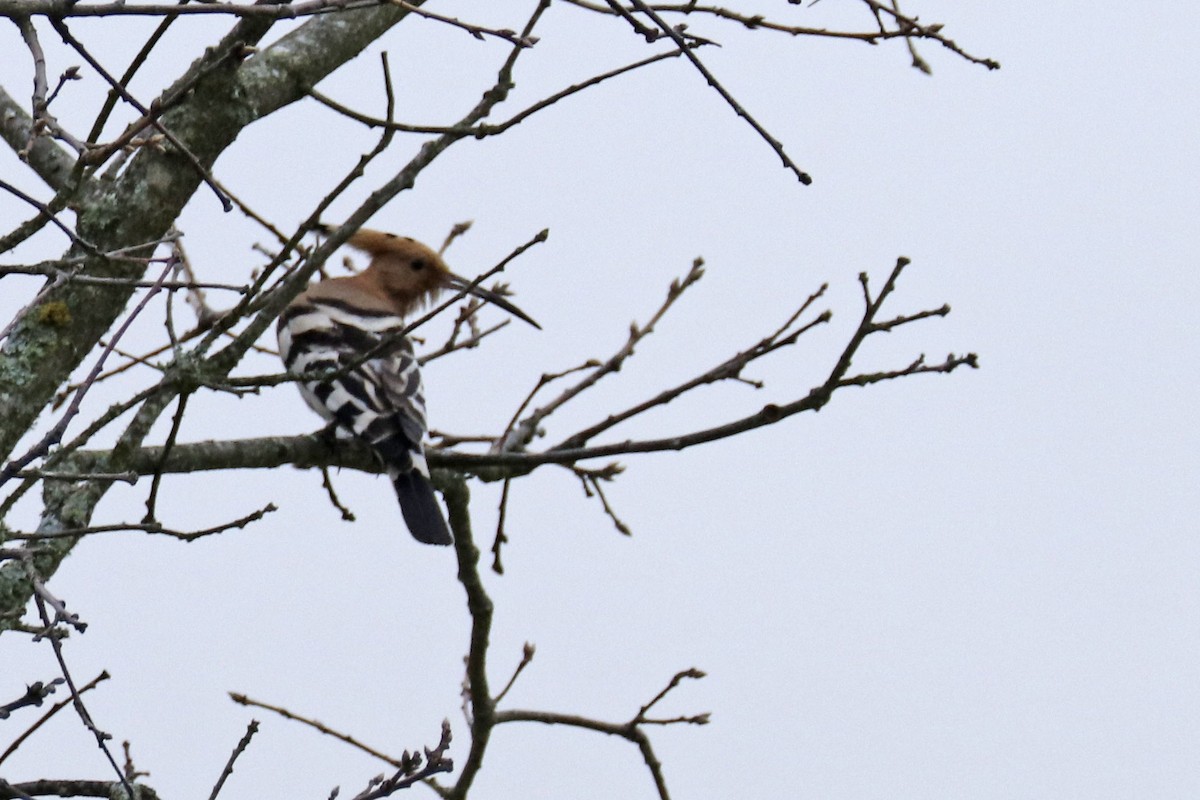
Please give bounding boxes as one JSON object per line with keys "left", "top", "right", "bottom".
{"left": 447, "top": 273, "right": 541, "bottom": 330}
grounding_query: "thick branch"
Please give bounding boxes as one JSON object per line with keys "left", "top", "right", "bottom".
{"left": 0, "top": 2, "right": 415, "bottom": 467}
{"left": 58, "top": 353, "right": 970, "bottom": 483}
{"left": 0, "top": 83, "right": 75, "bottom": 190}
{"left": 0, "top": 780, "right": 160, "bottom": 800}
{"left": 0, "top": 0, "right": 378, "bottom": 17}
{"left": 443, "top": 476, "right": 494, "bottom": 800}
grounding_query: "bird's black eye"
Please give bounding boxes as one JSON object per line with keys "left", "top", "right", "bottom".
{"left": 411, "top": 258, "right": 426, "bottom": 271}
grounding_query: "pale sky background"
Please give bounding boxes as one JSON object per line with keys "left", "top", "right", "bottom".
{"left": 1, "top": 3, "right": 1198, "bottom": 799}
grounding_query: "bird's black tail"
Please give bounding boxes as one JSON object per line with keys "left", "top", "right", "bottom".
{"left": 391, "top": 471, "right": 452, "bottom": 545}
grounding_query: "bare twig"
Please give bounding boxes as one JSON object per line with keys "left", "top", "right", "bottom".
{"left": 892, "top": 0, "right": 932, "bottom": 74}
{"left": 496, "top": 668, "right": 708, "bottom": 800}
{"left": 0, "top": 261, "right": 250, "bottom": 292}
{"left": 438, "top": 220, "right": 473, "bottom": 255}
{"left": 574, "top": 463, "right": 631, "bottom": 535}
{"left": 565, "top": 0, "right": 999, "bottom": 69}
{"left": 143, "top": 391, "right": 189, "bottom": 523}
{"left": 312, "top": 46, "right": 694, "bottom": 137}
{"left": 349, "top": 720, "right": 453, "bottom": 800}
{"left": 862, "top": 0, "right": 999, "bottom": 69}
{"left": 420, "top": 321, "right": 508, "bottom": 367}
{"left": 554, "top": 282, "right": 830, "bottom": 451}
{"left": 494, "top": 642, "right": 536, "bottom": 705}
{"left": 625, "top": 0, "right": 813, "bottom": 183}
{"left": 121, "top": 740, "right": 146, "bottom": 782}
{"left": 495, "top": 360, "right": 602, "bottom": 454}
{"left": 0, "top": 385, "right": 160, "bottom": 521}
{"left": 229, "top": 693, "right": 410, "bottom": 770}
{"left": 172, "top": 236, "right": 227, "bottom": 329}
{"left": 84, "top": 0, "right": 179, "bottom": 146}
{"left": 8, "top": 503, "right": 277, "bottom": 542}
{"left": 491, "top": 476, "right": 512, "bottom": 574}
{"left": 320, "top": 465, "right": 357, "bottom": 521}
{"left": 30, "top": 584, "right": 133, "bottom": 799}
{"left": 499, "top": 258, "right": 705, "bottom": 453}
{"left": 635, "top": 667, "right": 706, "bottom": 721}
{"left": 0, "top": 178, "right": 94, "bottom": 250}
{"left": 0, "top": 679, "right": 64, "bottom": 720}
{"left": 49, "top": 19, "right": 233, "bottom": 211}
{"left": 13, "top": 16, "right": 87, "bottom": 155}
{"left": 207, "top": 720, "right": 259, "bottom": 800}
{"left": 390, "top": 1, "right": 539, "bottom": 47}
{"left": 83, "top": 33, "right": 255, "bottom": 171}
{"left": 0, "top": 671, "right": 109, "bottom": 767}
{"left": 29, "top": 578, "right": 85, "bottom": 633}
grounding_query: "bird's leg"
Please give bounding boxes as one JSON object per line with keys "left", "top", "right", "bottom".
{"left": 315, "top": 420, "right": 342, "bottom": 444}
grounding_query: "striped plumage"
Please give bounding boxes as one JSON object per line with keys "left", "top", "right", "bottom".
{"left": 277, "top": 228, "right": 539, "bottom": 546}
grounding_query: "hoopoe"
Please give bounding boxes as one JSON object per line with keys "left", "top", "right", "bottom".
{"left": 277, "top": 227, "right": 539, "bottom": 545}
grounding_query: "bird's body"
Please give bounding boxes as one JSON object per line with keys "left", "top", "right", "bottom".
{"left": 277, "top": 228, "right": 538, "bottom": 546}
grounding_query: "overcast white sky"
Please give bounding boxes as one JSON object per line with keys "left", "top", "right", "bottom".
{"left": 2, "top": 3, "right": 1198, "bottom": 799}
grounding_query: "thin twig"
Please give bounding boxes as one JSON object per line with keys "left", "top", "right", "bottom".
{"left": 0, "top": 178, "right": 95, "bottom": 250}
{"left": 50, "top": 19, "right": 234, "bottom": 211}
{"left": 624, "top": 0, "right": 813, "bottom": 183}
{"left": 31, "top": 585, "right": 134, "bottom": 799}
{"left": 312, "top": 46, "right": 693, "bottom": 137}
{"left": 862, "top": 0, "right": 999, "bottom": 69}
{"left": 8, "top": 503, "right": 277, "bottom": 542}
{"left": 14, "top": 16, "right": 88, "bottom": 154}
{"left": 84, "top": 30, "right": 250, "bottom": 168}
{"left": 554, "top": 282, "right": 829, "bottom": 451}
{"left": 493, "top": 643, "right": 536, "bottom": 705}
{"left": 349, "top": 720, "right": 453, "bottom": 800}
{"left": 499, "top": 258, "right": 705, "bottom": 453}
{"left": 390, "top": 1, "right": 539, "bottom": 47}
{"left": 0, "top": 679, "right": 64, "bottom": 720}
{"left": 635, "top": 667, "right": 705, "bottom": 721}
{"left": 85, "top": 0, "right": 179, "bottom": 145}
{"left": 574, "top": 464, "right": 631, "bottom": 535}
{"left": 228, "top": 693, "right": 409, "bottom": 769}
{"left": 496, "top": 668, "right": 708, "bottom": 800}
{"left": 320, "top": 465, "right": 357, "bottom": 521}
{"left": 207, "top": 720, "right": 259, "bottom": 800}
{"left": 419, "top": 320, "right": 510, "bottom": 366}
{"left": 0, "top": 671, "right": 110, "bottom": 767}
{"left": 566, "top": 0, "right": 999, "bottom": 69}
{"left": 143, "top": 391, "right": 189, "bottom": 523}
{"left": 0, "top": 261, "right": 250, "bottom": 291}
{"left": 438, "top": 220, "right": 473, "bottom": 255}
{"left": 495, "top": 360, "right": 602, "bottom": 453}
{"left": 491, "top": 477, "right": 512, "bottom": 574}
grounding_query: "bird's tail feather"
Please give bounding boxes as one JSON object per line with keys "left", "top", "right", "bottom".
{"left": 391, "top": 471, "right": 452, "bottom": 546}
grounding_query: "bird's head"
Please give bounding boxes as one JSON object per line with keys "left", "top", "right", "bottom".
{"left": 337, "top": 227, "right": 540, "bottom": 328}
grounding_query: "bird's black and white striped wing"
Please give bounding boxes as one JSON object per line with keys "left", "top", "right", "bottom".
{"left": 277, "top": 297, "right": 451, "bottom": 545}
